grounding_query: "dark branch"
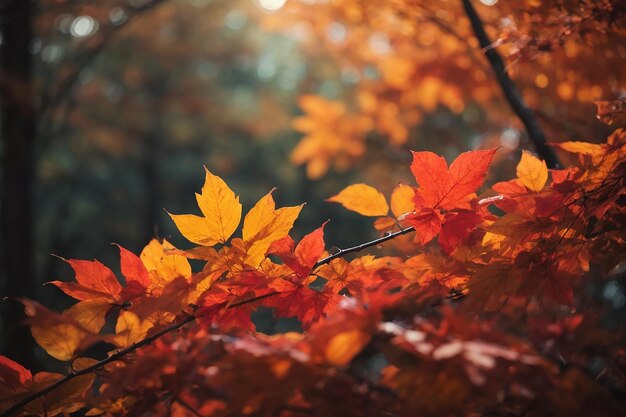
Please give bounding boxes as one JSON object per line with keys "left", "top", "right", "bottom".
{"left": 175, "top": 397, "right": 206, "bottom": 417}
{"left": 0, "top": 313, "right": 196, "bottom": 417}
{"left": 313, "top": 226, "right": 415, "bottom": 270}
{"left": 461, "top": 0, "right": 562, "bottom": 169}
{"left": 0, "top": 226, "right": 417, "bottom": 416}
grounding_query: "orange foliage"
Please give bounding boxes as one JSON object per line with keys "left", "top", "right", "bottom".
{"left": 2, "top": 127, "right": 626, "bottom": 416}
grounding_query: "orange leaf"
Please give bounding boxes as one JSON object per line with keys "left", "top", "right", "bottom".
{"left": 552, "top": 141, "right": 603, "bottom": 156}
{"left": 21, "top": 299, "right": 98, "bottom": 361}
{"left": 411, "top": 149, "right": 496, "bottom": 210}
{"left": 325, "top": 329, "right": 371, "bottom": 366}
{"left": 294, "top": 222, "right": 327, "bottom": 271}
{"left": 0, "top": 355, "right": 31, "bottom": 390}
{"left": 116, "top": 244, "right": 150, "bottom": 299}
{"left": 25, "top": 372, "right": 95, "bottom": 417}
{"left": 268, "top": 223, "right": 327, "bottom": 278}
{"left": 49, "top": 258, "right": 122, "bottom": 304}
{"left": 439, "top": 211, "right": 482, "bottom": 254}
{"left": 327, "top": 184, "right": 389, "bottom": 217}
{"left": 407, "top": 208, "right": 442, "bottom": 246}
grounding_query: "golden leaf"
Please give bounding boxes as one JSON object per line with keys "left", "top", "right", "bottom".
{"left": 242, "top": 190, "right": 303, "bottom": 267}
{"left": 516, "top": 150, "right": 548, "bottom": 192}
{"left": 169, "top": 168, "right": 241, "bottom": 246}
{"left": 327, "top": 184, "right": 389, "bottom": 217}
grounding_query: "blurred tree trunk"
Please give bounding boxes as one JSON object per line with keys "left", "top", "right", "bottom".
{"left": 142, "top": 128, "right": 162, "bottom": 243}
{"left": 0, "top": 0, "right": 38, "bottom": 366}
{"left": 141, "top": 79, "right": 166, "bottom": 244}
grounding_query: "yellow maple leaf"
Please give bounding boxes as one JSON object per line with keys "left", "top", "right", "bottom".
{"left": 168, "top": 168, "right": 242, "bottom": 246}
{"left": 242, "top": 190, "right": 303, "bottom": 267}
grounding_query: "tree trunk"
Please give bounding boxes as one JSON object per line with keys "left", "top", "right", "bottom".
{"left": 0, "top": 0, "right": 38, "bottom": 367}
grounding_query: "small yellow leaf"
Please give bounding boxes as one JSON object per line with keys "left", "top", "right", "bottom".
{"left": 31, "top": 323, "right": 90, "bottom": 362}
{"left": 242, "top": 190, "right": 276, "bottom": 242}
{"left": 242, "top": 190, "right": 303, "bottom": 267}
{"left": 169, "top": 168, "right": 241, "bottom": 246}
{"left": 140, "top": 239, "right": 191, "bottom": 286}
{"left": 64, "top": 301, "right": 111, "bottom": 333}
{"left": 112, "top": 311, "right": 153, "bottom": 347}
{"left": 325, "top": 329, "right": 370, "bottom": 366}
{"left": 554, "top": 141, "right": 603, "bottom": 156}
{"left": 327, "top": 184, "right": 389, "bottom": 217}
{"left": 516, "top": 150, "right": 548, "bottom": 192}
{"left": 390, "top": 184, "right": 415, "bottom": 219}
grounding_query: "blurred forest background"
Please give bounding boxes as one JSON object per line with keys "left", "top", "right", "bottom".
{"left": 1, "top": 0, "right": 624, "bottom": 369}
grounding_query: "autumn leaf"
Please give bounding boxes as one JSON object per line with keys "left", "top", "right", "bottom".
{"left": 439, "top": 211, "right": 482, "bottom": 254}
{"left": 48, "top": 258, "right": 123, "bottom": 305}
{"left": 390, "top": 184, "right": 415, "bottom": 219}
{"left": 325, "top": 329, "right": 370, "bottom": 366}
{"left": 168, "top": 168, "right": 242, "bottom": 246}
{"left": 409, "top": 208, "right": 442, "bottom": 246}
{"left": 112, "top": 311, "right": 154, "bottom": 348}
{"left": 468, "top": 264, "right": 522, "bottom": 312}
{"left": 140, "top": 239, "right": 192, "bottom": 286}
{"left": 516, "top": 150, "right": 548, "bottom": 192}
{"left": 327, "top": 184, "right": 389, "bottom": 217}
{"left": 116, "top": 244, "right": 150, "bottom": 299}
{"left": 20, "top": 299, "right": 99, "bottom": 362}
{"left": 242, "top": 189, "right": 303, "bottom": 267}
{"left": 411, "top": 149, "right": 497, "bottom": 210}
{"left": 0, "top": 355, "right": 31, "bottom": 391}
{"left": 267, "top": 284, "right": 339, "bottom": 329}
{"left": 24, "top": 372, "right": 95, "bottom": 417}
{"left": 64, "top": 300, "right": 111, "bottom": 334}
{"left": 0, "top": 356, "right": 94, "bottom": 417}
{"left": 268, "top": 222, "right": 327, "bottom": 278}
{"left": 552, "top": 141, "right": 603, "bottom": 156}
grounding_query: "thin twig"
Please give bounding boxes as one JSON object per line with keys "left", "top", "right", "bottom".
{"left": 313, "top": 226, "right": 416, "bottom": 270}
{"left": 461, "top": 0, "right": 562, "bottom": 169}
{"left": 0, "top": 313, "right": 196, "bottom": 417}
{"left": 0, "top": 226, "right": 417, "bottom": 416}
{"left": 175, "top": 397, "right": 205, "bottom": 417}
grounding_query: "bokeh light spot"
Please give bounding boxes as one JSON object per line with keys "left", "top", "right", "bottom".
{"left": 259, "top": 0, "right": 287, "bottom": 11}
{"left": 70, "top": 16, "right": 98, "bottom": 39}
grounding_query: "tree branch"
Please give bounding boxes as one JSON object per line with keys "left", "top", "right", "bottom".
{"left": 38, "top": 0, "right": 168, "bottom": 119}
{"left": 461, "top": 0, "right": 562, "bottom": 169}
{"left": 0, "top": 313, "right": 196, "bottom": 417}
{"left": 0, "top": 226, "right": 417, "bottom": 417}
{"left": 313, "top": 226, "right": 415, "bottom": 270}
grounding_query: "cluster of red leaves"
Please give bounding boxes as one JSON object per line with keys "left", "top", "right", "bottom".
{"left": 2, "top": 130, "right": 626, "bottom": 417}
